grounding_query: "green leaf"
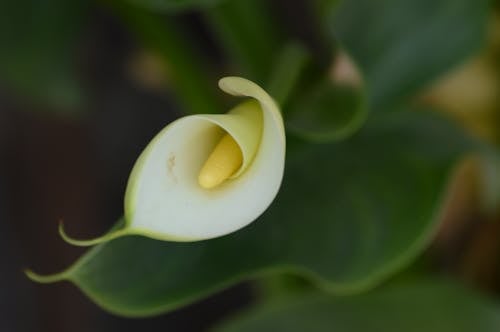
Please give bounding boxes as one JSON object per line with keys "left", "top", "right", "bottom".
{"left": 216, "top": 279, "right": 500, "bottom": 332}
{"left": 28, "top": 110, "right": 474, "bottom": 317}
{"left": 0, "top": 0, "right": 87, "bottom": 111}
{"left": 327, "top": 0, "right": 491, "bottom": 112}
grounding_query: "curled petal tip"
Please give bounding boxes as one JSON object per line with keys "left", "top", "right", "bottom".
{"left": 24, "top": 268, "right": 68, "bottom": 284}
{"left": 58, "top": 222, "right": 124, "bottom": 247}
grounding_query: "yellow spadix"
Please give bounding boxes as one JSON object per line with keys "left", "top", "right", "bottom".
{"left": 198, "top": 133, "right": 243, "bottom": 189}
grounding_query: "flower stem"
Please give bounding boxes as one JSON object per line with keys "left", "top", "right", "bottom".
{"left": 105, "top": 0, "right": 222, "bottom": 114}
{"left": 267, "top": 43, "right": 310, "bottom": 107}
{"left": 204, "top": 0, "right": 283, "bottom": 83}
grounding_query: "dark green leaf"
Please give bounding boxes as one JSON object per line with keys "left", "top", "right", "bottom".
{"left": 328, "top": 0, "right": 491, "bottom": 112}
{"left": 217, "top": 279, "right": 500, "bottom": 332}
{"left": 31, "top": 110, "right": 473, "bottom": 316}
{"left": 0, "top": 0, "right": 87, "bottom": 111}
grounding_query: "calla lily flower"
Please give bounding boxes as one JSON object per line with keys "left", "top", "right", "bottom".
{"left": 61, "top": 76, "right": 285, "bottom": 245}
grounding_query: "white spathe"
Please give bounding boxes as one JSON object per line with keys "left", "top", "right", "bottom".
{"left": 123, "top": 76, "right": 286, "bottom": 241}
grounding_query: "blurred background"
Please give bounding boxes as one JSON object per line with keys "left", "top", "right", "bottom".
{"left": 1, "top": 0, "right": 500, "bottom": 331}
{"left": 1, "top": 3, "right": 254, "bottom": 331}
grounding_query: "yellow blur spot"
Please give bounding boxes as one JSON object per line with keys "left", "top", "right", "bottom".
{"left": 198, "top": 133, "right": 243, "bottom": 189}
